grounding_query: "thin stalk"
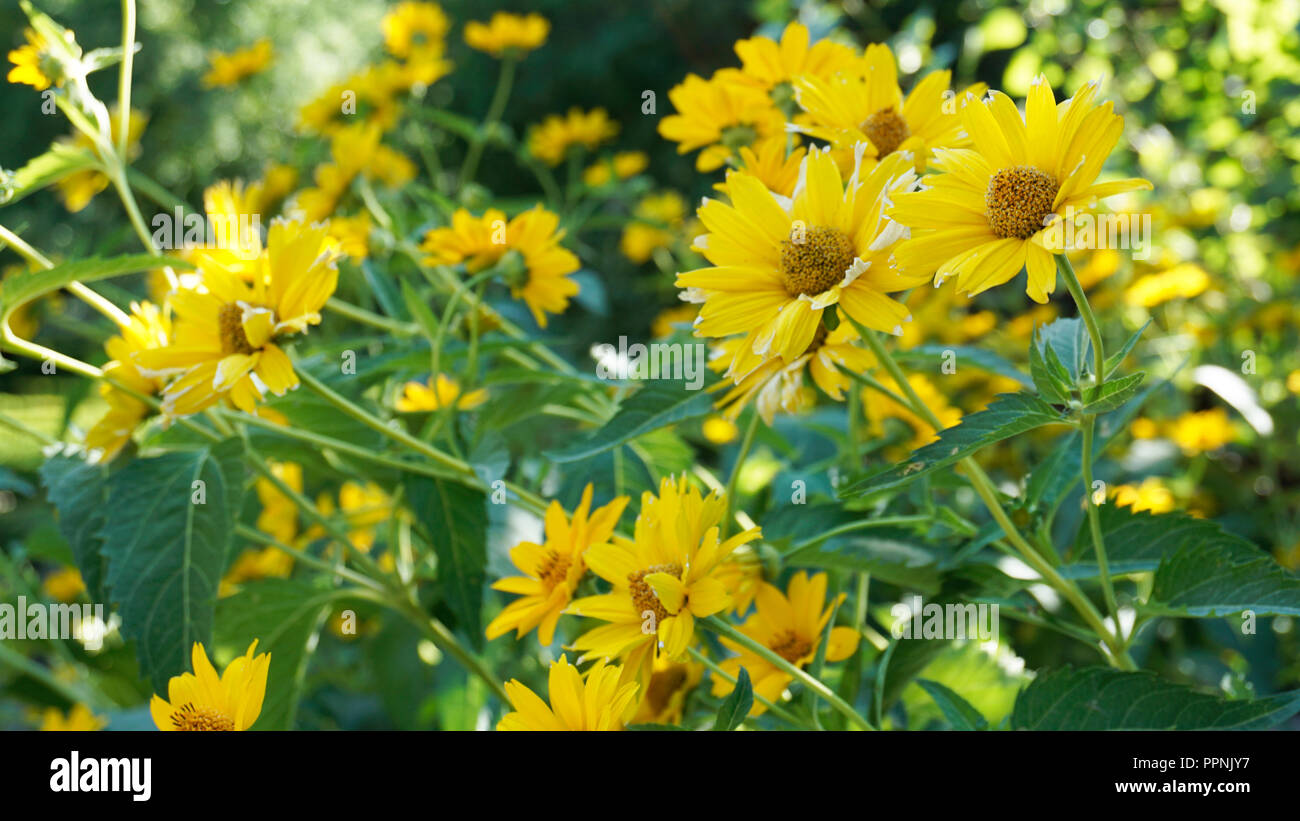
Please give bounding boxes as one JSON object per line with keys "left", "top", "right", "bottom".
{"left": 460, "top": 56, "right": 516, "bottom": 184}
{"left": 326, "top": 297, "right": 420, "bottom": 336}
{"left": 233, "top": 524, "right": 385, "bottom": 594}
{"left": 685, "top": 646, "right": 809, "bottom": 729}
{"left": 721, "top": 411, "right": 760, "bottom": 539}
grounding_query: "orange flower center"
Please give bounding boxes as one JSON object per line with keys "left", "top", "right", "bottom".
{"left": 986, "top": 166, "right": 1060, "bottom": 240}
{"left": 769, "top": 630, "right": 813, "bottom": 664}
{"left": 170, "top": 703, "right": 235, "bottom": 731}
{"left": 780, "top": 226, "right": 855, "bottom": 297}
{"left": 628, "top": 562, "right": 683, "bottom": 625}
{"left": 218, "top": 303, "right": 256, "bottom": 355}
{"left": 862, "top": 107, "right": 910, "bottom": 157}
{"left": 537, "top": 550, "right": 572, "bottom": 590}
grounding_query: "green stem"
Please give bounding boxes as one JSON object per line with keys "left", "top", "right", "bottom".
{"left": 685, "top": 646, "right": 809, "bottom": 729}
{"left": 326, "top": 297, "right": 419, "bottom": 336}
{"left": 116, "top": 0, "right": 136, "bottom": 158}
{"left": 1081, "top": 415, "right": 1122, "bottom": 637}
{"left": 702, "top": 616, "right": 875, "bottom": 730}
{"left": 460, "top": 56, "right": 516, "bottom": 185}
{"left": 1057, "top": 254, "right": 1105, "bottom": 388}
{"left": 233, "top": 524, "right": 385, "bottom": 593}
{"left": 721, "top": 411, "right": 760, "bottom": 539}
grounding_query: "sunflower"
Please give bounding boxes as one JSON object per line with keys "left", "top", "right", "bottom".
{"left": 486, "top": 484, "right": 628, "bottom": 646}
{"left": 40, "top": 704, "right": 106, "bottom": 731}
{"left": 54, "top": 110, "right": 146, "bottom": 213}
{"left": 420, "top": 205, "right": 581, "bottom": 328}
{"left": 527, "top": 107, "right": 619, "bottom": 166}
{"left": 729, "top": 21, "right": 857, "bottom": 93}
{"left": 793, "top": 43, "right": 976, "bottom": 171}
{"left": 464, "top": 12, "right": 550, "bottom": 58}
{"left": 381, "top": 1, "right": 450, "bottom": 60}
{"left": 710, "top": 571, "right": 859, "bottom": 715}
{"left": 498, "top": 655, "right": 638, "bottom": 731}
{"left": 7, "top": 28, "right": 57, "bottom": 90}
{"left": 890, "top": 77, "right": 1152, "bottom": 303}
{"left": 678, "top": 148, "right": 924, "bottom": 386}
{"left": 395, "top": 373, "right": 489, "bottom": 411}
{"left": 658, "top": 72, "right": 785, "bottom": 171}
{"left": 134, "top": 218, "right": 339, "bottom": 415}
{"left": 201, "top": 38, "right": 273, "bottom": 88}
{"left": 567, "top": 475, "right": 761, "bottom": 692}
{"left": 85, "top": 301, "right": 171, "bottom": 462}
{"left": 150, "top": 641, "right": 270, "bottom": 731}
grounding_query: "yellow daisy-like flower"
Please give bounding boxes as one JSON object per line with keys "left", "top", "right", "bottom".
{"left": 256, "top": 163, "right": 298, "bottom": 214}
{"left": 134, "top": 218, "right": 339, "bottom": 415}
{"left": 701, "top": 414, "right": 740, "bottom": 445}
{"left": 498, "top": 655, "right": 638, "bottom": 731}
{"left": 394, "top": 373, "right": 489, "bottom": 412}
{"left": 327, "top": 212, "right": 372, "bottom": 261}
{"left": 7, "top": 28, "right": 57, "bottom": 90}
{"left": 486, "top": 484, "right": 629, "bottom": 646}
{"left": 715, "top": 135, "right": 807, "bottom": 199}
{"left": 54, "top": 110, "right": 147, "bottom": 213}
{"left": 862, "top": 373, "right": 962, "bottom": 451}
{"left": 180, "top": 180, "right": 266, "bottom": 281}
{"left": 85, "top": 301, "right": 171, "bottom": 462}
{"left": 632, "top": 655, "right": 704, "bottom": 726}
{"left": 619, "top": 191, "right": 687, "bottom": 264}
{"left": 730, "top": 22, "right": 857, "bottom": 92}
{"left": 659, "top": 72, "right": 785, "bottom": 171}
{"left": 420, "top": 206, "right": 581, "bottom": 328}
{"left": 527, "top": 107, "right": 619, "bottom": 166}
{"left": 793, "top": 43, "right": 973, "bottom": 169}
{"left": 40, "top": 704, "right": 106, "bottom": 731}
{"left": 42, "top": 567, "right": 85, "bottom": 603}
{"left": 890, "top": 77, "right": 1152, "bottom": 303}
{"left": 710, "top": 571, "right": 859, "bottom": 715}
{"left": 221, "top": 458, "right": 302, "bottom": 596}
{"left": 567, "top": 476, "right": 761, "bottom": 692}
{"left": 1169, "top": 408, "right": 1234, "bottom": 455}
{"left": 678, "top": 148, "right": 923, "bottom": 384}
{"left": 201, "top": 38, "right": 273, "bottom": 88}
{"left": 464, "top": 12, "right": 550, "bottom": 58}
{"left": 715, "top": 543, "right": 763, "bottom": 616}
{"left": 382, "top": 1, "right": 450, "bottom": 60}
{"left": 583, "top": 151, "right": 649, "bottom": 186}
{"left": 1123, "top": 262, "right": 1209, "bottom": 308}
{"left": 317, "top": 481, "right": 392, "bottom": 554}
{"left": 150, "top": 641, "right": 270, "bottom": 731}
{"left": 1112, "top": 477, "right": 1175, "bottom": 514}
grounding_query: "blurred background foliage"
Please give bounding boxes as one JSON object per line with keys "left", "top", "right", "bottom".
{"left": 3, "top": 0, "right": 1300, "bottom": 728}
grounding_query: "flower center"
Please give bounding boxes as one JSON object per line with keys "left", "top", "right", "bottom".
{"left": 537, "top": 550, "right": 572, "bottom": 590}
{"left": 780, "top": 226, "right": 856, "bottom": 297}
{"left": 720, "top": 124, "right": 758, "bottom": 151}
{"left": 985, "top": 166, "right": 1060, "bottom": 240}
{"left": 862, "top": 107, "right": 910, "bottom": 157}
{"left": 628, "top": 562, "right": 683, "bottom": 625}
{"left": 769, "top": 630, "right": 813, "bottom": 664}
{"left": 170, "top": 703, "right": 235, "bottom": 731}
{"left": 644, "top": 665, "right": 689, "bottom": 715}
{"left": 218, "top": 303, "right": 256, "bottom": 355}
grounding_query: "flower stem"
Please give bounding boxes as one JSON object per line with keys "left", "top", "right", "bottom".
{"left": 721, "top": 411, "right": 760, "bottom": 539}
{"left": 325, "top": 297, "right": 419, "bottom": 336}
{"left": 685, "top": 646, "right": 810, "bottom": 729}
{"left": 1056, "top": 254, "right": 1105, "bottom": 387}
{"left": 460, "top": 56, "right": 516, "bottom": 185}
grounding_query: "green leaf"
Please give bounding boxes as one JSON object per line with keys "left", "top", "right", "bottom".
{"left": 407, "top": 477, "right": 487, "bottom": 645}
{"left": 1, "top": 254, "right": 191, "bottom": 328}
{"left": 916, "top": 679, "right": 988, "bottom": 730}
{"left": 1011, "top": 667, "right": 1300, "bottom": 730}
{"left": 98, "top": 440, "right": 244, "bottom": 691}
{"left": 893, "top": 344, "right": 1032, "bottom": 389}
{"left": 0, "top": 143, "right": 98, "bottom": 208}
{"left": 1103, "top": 319, "right": 1151, "bottom": 379}
{"left": 1080, "top": 371, "right": 1145, "bottom": 414}
{"left": 1036, "top": 317, "right": 1093, "bottom": 381}
{"left": 547, "top": 381, "right": 714, "bottom": 462}
{"left": 39, "top": 452, "right": 110, "bottom": 601}
{"left": 714, "top": 667, "right": 753, "bottom": 730}
{"left": 400, "top": 279, "right": 442, "bottom": 346}
{"left": 215, "top": 579, "right": 352, "bottom": 730}
{"left": 1028, "top": 335, "right": 1071, "bottom": 404}
{"left": 784, "top": 530, "right": 941, "bottom": 594}
{"left": 840, "top": 393, "right": 1067, "bottom": 496}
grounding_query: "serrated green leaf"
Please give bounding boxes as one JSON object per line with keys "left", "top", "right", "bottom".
{"left": 1029, "top": 336, "right": 1071, "bottom": 404}
{"left": 714, "top": 667, "right": 752, "bottom": 730}
{"left": 1081, "top": 371, "right": 1145, "bottom": 413}
{"left": 784, "top": 530, "right": 941, "bottom": 594}
{"left": 840, "top": 393, "right": 1067, "bottom": 496}
{"left": 407, "top": 477, "right": 486, "bottom": 645}
{"left": 916, "top": 678, "right": 988, "bottom": 730}
{"left": 1103, "top": 319, "right": 1151, "bottom": 379}
{"left": 1011, "top": 666, "right": 1300, "bottom": 730}
{"left": 0, "top": 143, "right": 98, "bottom": 207}
{"left": 547, "top": 381, "right": 714, "bottom": 463}
{"left": 98, "top": 440, "right": 244, "bottom": 691}
{"left": 39, "top": 453, "right": 110, "bottom": 602}
{"left": 1, "top": 255, "right": 191, "bottom": 328}
{"left": 1036, "top": 317, "right": 1093, "bottom": 381}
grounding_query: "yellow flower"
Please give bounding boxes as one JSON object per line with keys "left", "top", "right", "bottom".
{"left": 298, "top": 63, "right": 412, "bottom": 135}
{"left": 7, "top": 28, "right": 56, "bottom": 90}
{"left": 201, "top": 39, "right": 273, "bottom": 88}
{"left": 329, "top": 481, "right": 392, "bottom": 553}
{"left": 382, "top": 1, "right": 450, "bottom": 59}
{"left": 650, "top": 303, "right": 698, "bottom": 338}
{"left": 891, "top": 78, "right": 1151, "bottom": 303}
{"left": 42, "top": 567, "right": 85, "bottom": 603}
{"left": 40, "top": 704, "right": 106, "bottom": 731}
{"left": 710, "top": 571, "right": 859, "bottom": 715}
{"left": 619, "top": 191, "right": 687, "bottom": 264}
{"left": 292, "top": 123, "right": 405, "bottom": 221}
{"left": 1112, "top": 477, "right": 1174, "bottom": 514}
{"left": 701, "top": 414, "right": 739, "bottom": 445}
{"left": 583, "top": 151, "right": 649, "bottom": 186}
{"left": 527, "top": 107, "right": 619, "bottom": 166}
{"left": 1123, "top": 262, "right": 1209, "bottom": 308}
{"left": 486, "top": 484, "right": 628, "bottom": 646}
{"left": 729, "top": 22, "right": 857, "bottom": 92}
{"left": 567, "top": 476, "right": 761, "bottom": 693}
{"left": 498, "top": 655, "right": 638, "bottom": 731}
{"left": 678, "top": 149, "right": 924, "bottom": 384}
{"left": 395, "top": 373, "right": 488, "bottom": 411}
{"left": 715, "top": 135, "right": 807, "bottom": 199}
{"left": 420, "top": 206, "right": 581, "bottom": 328}
{"left": 221, "top": 547, "right": 295, "bottom": 598}
{"left": 150, "top": 641, "right": 270, "bottom": 731}
{"left": 256, "top": 163, "right": 298, "bottom": 213}
{"left": 327, "top": 212, "right": 372, "bottom": 261}
{"left": 863, "top": 373, "right": 962, "bottom": 451}
{"left": 180, "top": 180, "right": 266, "bottom": 281}
{"left": 716, "top": 544, "right": 763, "bottom": 615}
{"left": 1286, "top": 370, "right": 1300, "bottom": 395}
{"left": 1169, "top": 408, "right": 1234, "bottom": 455}
{"left": 632, "top": 655, "right": 704, "bottom": 725}
{"left": 85, "top": 301, "right": 171, "bottom": 462}
{"left": 464, "top": 12, "right": 550, "bottom": 58}
{"left": 256, "top": 461, "right": 303, "bottom": 545}
{"left": 134, "top": 218, "right": 339, "bottom": 415}
{"left": 54, "top": 110, "right": 147, "bottom": 212}
{"left": 659, "top": 72, "right": 784, "bottom": 171}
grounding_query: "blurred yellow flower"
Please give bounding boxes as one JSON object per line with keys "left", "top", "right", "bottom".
{"left": 498, "top": 655, "right": 638, "bottom": 731}
{"left": 7, "top": 28, "right": 56, "bottom": 90}
{"left": 650, "top": 303, "right": 697, "bottom": 338}
{"left": 42, "top": 567, "right": 85, "bottom": 603}
{"left": 659, "top": 72, "right": 784, "bottom": 171}
{"left": 714, "top": 135, "right": 806, "bottom": 198}
{"left": 395, "top": 374, "right": 488, "bottom": 411}
{"left": 632, "top": 655, "right": 703, "bottom": 726}
{"left": 327, "top": 212, "right": 372, "bottom": 261}
{"left": 1113, "top": 477, "right": 1175, "bottom": 514}
{"left": 1123, "top": 262, "right": 1210, "bottom": 308}
{"left": 729, "top": 22, "right": 856, "bottom": 92}
{"left": 54, "top": 110, "right": 147, "bottom": 212}
{"left": 150, "top": 641, "right": 270, "bottom": 731}
{"left": 619, "top": 191, "right": 686, "bottom": 264}
{"left": 863, "top": 373, "right": 962, "bottom": 451}
{"left": 201, "top": 39, "right": 273, "bottom": 88}
{"left": 701, "top": 414, "right": 739, "bottom": 445}
{"left": 1169, "top": 408, "right": 1234, "bottom": 455}
{"left": 40, "top": 704, "right": 106, "bottom": 731}
{"left": 85, "top": 301, "right": 171, "bottom": 462}
{"left": 464, "top": 12, "right": 550, "bottom": 57}
{"left": 583, "top": 151, "right": 649, "bottom": 186}
{"left": 527, "top": 107, "right": 619, "bottom": 166}
{"left": 382, "top": 1, "right": 450, "bottom": 59}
